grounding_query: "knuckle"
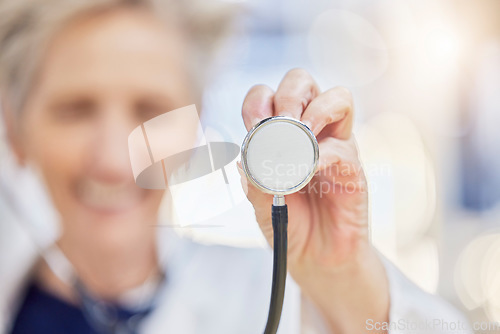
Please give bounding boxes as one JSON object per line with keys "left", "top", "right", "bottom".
{"left": 248, "top": 84, "right": 271, "bottom": 95}
{"left": 334, "top": 86, "right": 353, "bottom": 100}
{"left": 331, "top": 86, "right": 354, "bottom": 116}
{"left": 339, "top": 99, "right": 353, "bottom": 116}
{"left": 287, "top": 68, "right": 312, "bottom": 81}
{"left": 322, "top": 105, "right": 336, "bottom": 123}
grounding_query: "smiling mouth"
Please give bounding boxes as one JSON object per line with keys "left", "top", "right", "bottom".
{"left": 76, "top": 179, "right": 146, "bottom": 214}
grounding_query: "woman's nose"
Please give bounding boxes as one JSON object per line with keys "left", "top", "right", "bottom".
{"left": 90, "top": 114, "right": 134, "bottom": 183}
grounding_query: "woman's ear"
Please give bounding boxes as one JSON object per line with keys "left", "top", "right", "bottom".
{"left": 1, "top": 97, "right": 26, "bottom": 165}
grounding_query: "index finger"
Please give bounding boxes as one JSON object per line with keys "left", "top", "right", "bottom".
{"left": 273, "top": 68, "right": 320, "bottom": 119}
{"left": 301, "top": 86, "right": 354, "bottom": 140}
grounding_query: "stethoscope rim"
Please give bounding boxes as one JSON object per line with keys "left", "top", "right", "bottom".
{"left": 240, "top": 116, "right": 319, "bottom": 196}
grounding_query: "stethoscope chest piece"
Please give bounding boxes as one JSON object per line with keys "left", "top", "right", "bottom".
{"left": 241, "top": 116, "right": 319, "bottom": 197}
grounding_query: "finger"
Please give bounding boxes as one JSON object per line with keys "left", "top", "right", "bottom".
{"left": 313, "top": 136, "right": 368, "bottom": 227}
{"left": 316, "top": 136, "right": 364, "bottom": 182}
{"left": 273, "top": 68, "right": 320, "bottom": 119}
{"left": 237, "top": 161, "right": 273, "bottom": 209}
{"left": 242, "top": 84, "right": 275, "bottom": 131}
{"left": 236, "top": 161, "right": 274, "bottom": 242}
{"left": 301, "top": 86, "right": 353, "bottom": 139}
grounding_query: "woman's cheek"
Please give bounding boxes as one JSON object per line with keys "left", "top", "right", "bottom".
{"left": 25, "top": 121, "right": 89, "bottom": 207}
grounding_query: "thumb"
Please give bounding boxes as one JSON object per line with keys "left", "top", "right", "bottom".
{"left": 236, "top": 161, "right": 274, "bottom": 237}
{"left": 236, "top": 161, "right": 249, "bottom": 196}
{"left": 237, "top": 160, "right": 272, "bottom": 206}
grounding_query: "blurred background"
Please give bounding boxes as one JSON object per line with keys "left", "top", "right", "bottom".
{"left": 1, "top": 0, "right": 500, "bottom": 331}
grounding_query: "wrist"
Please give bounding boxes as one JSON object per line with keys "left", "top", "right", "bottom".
{"left": 292, "top": 245, "right": 390, "bottom": 333}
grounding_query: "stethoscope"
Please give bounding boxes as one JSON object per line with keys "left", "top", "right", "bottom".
{"left": 240, "top": 116, "right": 319, "bottom": 334}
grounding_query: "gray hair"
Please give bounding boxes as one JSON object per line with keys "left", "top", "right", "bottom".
{"left": 0, "top": 0, "right": 236, "bottom": 114}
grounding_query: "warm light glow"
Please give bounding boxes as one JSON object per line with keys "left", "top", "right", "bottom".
{"left": 455, "top": 232, "right": 500, "bottom": 321}
{"left": 424, "top": 22, "right": 462, "bottom": 68}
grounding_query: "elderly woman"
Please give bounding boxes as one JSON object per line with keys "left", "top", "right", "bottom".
{"left": 0, "top": 0, "right": 469, "bottom": 333}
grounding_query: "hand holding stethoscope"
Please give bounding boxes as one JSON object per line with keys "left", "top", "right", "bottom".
{"left": 239, "top": 69, "right": 390, "bottom": 333}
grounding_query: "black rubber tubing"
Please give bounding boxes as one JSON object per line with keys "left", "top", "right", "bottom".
{"left": 263, "top": 204, "right": 288, "bottom": 334}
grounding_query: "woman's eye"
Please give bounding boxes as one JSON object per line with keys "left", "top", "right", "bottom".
{"left": 135, "top": 100, "right": 172, "bottom": 122}
{"left": 52, "top": 99, "right": 96, "bottom": 121}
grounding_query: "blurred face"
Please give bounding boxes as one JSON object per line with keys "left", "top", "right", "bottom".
{"left": 14, "top": 8, "right": 193, "bottom": 243}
